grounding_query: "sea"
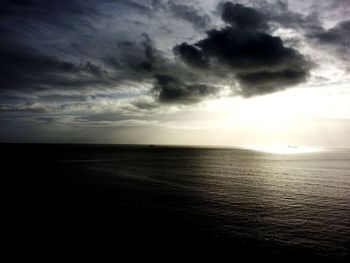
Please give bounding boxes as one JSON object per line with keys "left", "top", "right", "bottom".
{"left": 4, "top": 144, "right": 350, "bottom": 260}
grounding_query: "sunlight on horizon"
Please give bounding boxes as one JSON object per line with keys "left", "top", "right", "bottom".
{"left": 244, "top": 145, "right": 322, "bottom": 154}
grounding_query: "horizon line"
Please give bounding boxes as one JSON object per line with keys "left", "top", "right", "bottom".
{"left": 0, "top": 142, "right": 348, "bottom": 150}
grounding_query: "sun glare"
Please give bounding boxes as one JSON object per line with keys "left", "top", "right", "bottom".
{"left": 245, "top": 145, "right": 321, "bottom": 154}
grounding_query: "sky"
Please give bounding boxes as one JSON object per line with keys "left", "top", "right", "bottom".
{"left": 0, "top": 0, "right": 350, "bottom": 147}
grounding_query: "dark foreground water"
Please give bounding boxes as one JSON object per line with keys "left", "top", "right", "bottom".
{"left": 4, "top": 144, "right": 350, "bottom": 260}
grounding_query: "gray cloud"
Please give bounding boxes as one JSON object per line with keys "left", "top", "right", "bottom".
{"left": 247, "top": 1, "right": 349, "bottom": 70}
{"left": 310, "top": 20, "right": 350, "bottom": 69}
{"left": 152, "top": 0, "right": 211, "bottom": 30}
{"left": 168, "top": 2, "right": 211, "bottom": 30}
{"left": 0, "top": 41, "right": 110, "bottom": 91}
{"left": 153, "top": 75, "right": 219, "bottom": 104}
{"left": 254, "top": 0, "right": 323, "bottom": 34}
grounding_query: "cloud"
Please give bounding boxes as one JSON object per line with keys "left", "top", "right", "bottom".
{"left": 241, "top": 1, "right": 349, "bottom": 72}
{"left": 220, "top": 2, "right": 269, "bottom": 31}
{"left": 174, "top": 1, "right": 312, "bottom": 97}
{"left": 253, "top": 0, "right": 322, "bottom": 34}
{"left": 3, "top": 0, "right": 340, "bottom": 126}
{"left": 195, "top": 27, "right": 308, "bottom": 73}
{"left": 0, "top": 0, "right": 314, "bottom": 107}
{"left": 236, "top": 69, "right": 308, "bottom": 97}
{"left": 173, "top": 43, "right": 209, "bottom": 69}
{"left": 152, "top": 75, "right": 219, "bottom": 104}
{"left": 0, "top": 41, "right": 109, "bottom": 91}
{"left": 168, "top": 2, "right": 211, "bottom": 30}
{"left": 152, "top": 0, "right": 211, "bottom": 29}
{"left": 310, "top": 20, "right": 350, "bottom": 69}
{"left": 314, "top": 20, "right": 350, "bottom": 44}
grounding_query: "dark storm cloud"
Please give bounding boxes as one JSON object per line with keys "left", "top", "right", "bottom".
{"left": 236, "top": 69, "right": 308, "bottom": 97}
{"left": 153, "top": 75, "right": 219, "bottom": 104}
{"left": 220, "top": 2, "right": 269, "bottom": 32}
{"left": 174, "top": 1, "right": 312, "bottom": 97}
{"left": 194, "top": 27, "right": 308, "bottom": 73}
{"left": 173, "top": 43, "right": 209, "bottom": 69}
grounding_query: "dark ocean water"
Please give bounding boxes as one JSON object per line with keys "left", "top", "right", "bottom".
{"left": 4, "top": 144, "right": 350, "bottom": 260}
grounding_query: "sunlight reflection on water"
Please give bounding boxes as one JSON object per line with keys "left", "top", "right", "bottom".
{"left": 244, "top": 145, "right": 321, "bottom": 154}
